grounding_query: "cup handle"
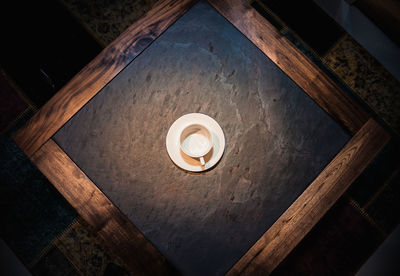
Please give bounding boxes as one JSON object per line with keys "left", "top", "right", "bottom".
{"left": 200, "top": 156, "right": 205, "bottom": 166}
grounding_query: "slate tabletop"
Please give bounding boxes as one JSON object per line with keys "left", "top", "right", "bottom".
{"left": 53, "top": 1, "right": 350, "bottom": 275}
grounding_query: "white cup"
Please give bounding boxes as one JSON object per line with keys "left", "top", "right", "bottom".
{"left": 180, "top": 123, "right": 213, "bottom": 166}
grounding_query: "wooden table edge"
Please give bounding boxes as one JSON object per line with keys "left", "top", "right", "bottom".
{"left": 9, "top": 0, "right": 389, "bottom": 275}
{"left": 13, "top": 0, "right": 369, "bottom": 158}
{"left": 208, "top": 0, "right": 369, "bottom": 134}
{"left": 226, "top": 118, "right": 391, "bottom": 275}
{"left": 12, "top": 0, "right": 198, "bottom": 158}
{"left": 31, "top": 138, "right": 173, "bottom": 275}
{"left": 27, "top": 118, "right": 390, "bottom": 276}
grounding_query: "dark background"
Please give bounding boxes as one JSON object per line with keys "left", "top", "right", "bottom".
{"left": 1, "top": 0, "right": 399, "bottom": 275}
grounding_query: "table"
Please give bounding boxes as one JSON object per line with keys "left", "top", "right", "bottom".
{"left": 13, "top": 0, "right": 390, "bottom": 275}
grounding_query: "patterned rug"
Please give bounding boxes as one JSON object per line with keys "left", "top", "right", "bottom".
{"left": 57, "top": 0, "right": 158, "bottom": 47}
{"left": 1, "top": 0, "right": 399, "bottom": 275}
{"left": 31, "top": 217, "right": 130, "bottom": 275}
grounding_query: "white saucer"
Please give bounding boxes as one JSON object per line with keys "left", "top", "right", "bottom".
{"left": 166, "top": 113, "right": 225, "bottom": 172}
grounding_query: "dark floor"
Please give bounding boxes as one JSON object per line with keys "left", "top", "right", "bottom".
{"left": 0, "top": 0, "right": 400, "bottom": 275}
{"left": 0, "top": 0, "right": 102, "bottom": 108}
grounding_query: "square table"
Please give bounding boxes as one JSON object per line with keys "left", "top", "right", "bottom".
{"left": 13, "top": 0, "right": 391, "bottom": 275}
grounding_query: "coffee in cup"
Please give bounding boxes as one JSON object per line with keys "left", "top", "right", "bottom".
{"left": 180, "top": 124, "right": 213, "bottom": 166}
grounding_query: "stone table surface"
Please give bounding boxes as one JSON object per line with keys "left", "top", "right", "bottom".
{"left": 54, "top": 1, "right": 350, "bottom": 275}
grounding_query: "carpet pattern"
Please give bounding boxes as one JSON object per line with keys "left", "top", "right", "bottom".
{"left": 31, "top": 217, "right": 130, "bottom": 275}
{"left": 0, "top": 107, "right": 77, "bottom": 267}
{"left": 1, "top": 0, "right": 399, "bottom": 275}
{"left": 323, "top": 33, "right": 400, "bottom": 135}
{"left": 57, "top": 0, "right": 158, "bottom": 47}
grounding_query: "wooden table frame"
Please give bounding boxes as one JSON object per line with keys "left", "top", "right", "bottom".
{"left": 13, "top": 0, "right": 390, "bottom": 275}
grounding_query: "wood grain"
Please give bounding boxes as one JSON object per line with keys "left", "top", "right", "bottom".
{"left": 208, "top": 0, "right": 369, "bottom": 135}
{"left": 11, "top": 1, "right": 388, "bottom": 274}
{"left": 12, "top": 0, "right": 197, "bottom": 158}
{"left": 226, "top": 118, "right": 390, "bottom": 275}
{"left": 31, "top": 139, "right": 172, "bottom": 275}
{"left": 51, "top": 2, "right": 352, "bottom": 273}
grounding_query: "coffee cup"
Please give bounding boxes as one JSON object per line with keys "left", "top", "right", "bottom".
{"left": 180, "top": 123, "right": 213, "bottom": 166}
